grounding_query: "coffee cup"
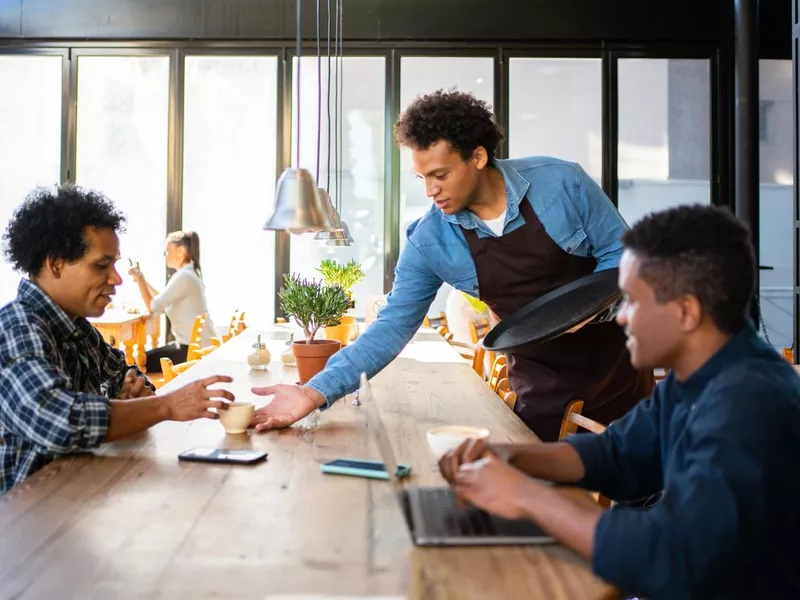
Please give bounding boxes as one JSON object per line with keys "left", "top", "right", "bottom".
{"left": 426, "top": 425, "right": 490, "bottom": 460}
{"left": 219, "top": 402, "right": 255, "bottom": 434}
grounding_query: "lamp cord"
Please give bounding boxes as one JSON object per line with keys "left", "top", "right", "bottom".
{"left": 326, "top": 0, "right": 332, "bottom": 193}
{"left": 295, "top": 0, "right": 302, "bottom": 168}
{"left": 315, "top": 0, "right": 321, "bottom": 184}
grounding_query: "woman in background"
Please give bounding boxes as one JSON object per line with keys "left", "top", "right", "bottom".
{"left": 129, "top": 231, "right": 217, "bottom": 372}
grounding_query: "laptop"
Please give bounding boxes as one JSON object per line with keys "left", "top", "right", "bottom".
{"left": 360, "top": 373, "right": 555, "bottom": 546}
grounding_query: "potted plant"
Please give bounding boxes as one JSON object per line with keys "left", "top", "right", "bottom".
{"left": 317, "top": 258, "right": 365, "bottom": 345}
{"left": 279, "top": 274, "right": 351, "bottom": 383}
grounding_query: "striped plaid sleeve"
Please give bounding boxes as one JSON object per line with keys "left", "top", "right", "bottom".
{"left": 0, "top": 324, "right": 110, "bottom": 453}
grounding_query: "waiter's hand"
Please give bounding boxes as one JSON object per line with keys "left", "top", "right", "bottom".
{"left": 250, "top": 384, "right": 326, "bottom": 431}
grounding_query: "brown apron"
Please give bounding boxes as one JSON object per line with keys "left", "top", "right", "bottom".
{"left": 461, "top": 198, "right": 653, "bottom": 441}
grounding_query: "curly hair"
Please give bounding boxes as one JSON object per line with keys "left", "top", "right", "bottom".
{"left": 394, "top": 89, "right": 504, "bottom": 162}
{"left": 621, "top": 204, "right": 755, "bottom": 334}
{"left": 4, "top": 185, "right": 126, "bottom": 276}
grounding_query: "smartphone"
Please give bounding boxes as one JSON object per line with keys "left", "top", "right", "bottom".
{"left": 320, "top": 457, "right": 411, "bottom": 480}
{"left": 178, "top": 448, "right": 268, "bottom": 465}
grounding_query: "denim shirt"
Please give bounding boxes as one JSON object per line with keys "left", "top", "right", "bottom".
{"left": 306, "top": 156, "right": 629, "bottom": 405}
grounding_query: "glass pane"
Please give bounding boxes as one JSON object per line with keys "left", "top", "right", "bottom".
{"left": 509, "top": 58, "right": 602, "bottom": 180}
{"left": 182, "top": 56, "right": 278, "bottom": 328}
{"left": 399, "top": 56, "right": 494, "bottom": 314}
{"left": 618, "top": 59, "right": 711, "bottom": 225}
{"left": 758, "top": 59, "right": 793, "bottom": 351}
{"left": 289, "top": 56, "right": 385, "bottom": 319}
{"left": 0, "top": 55, "right": 62, "bottom": 305}
{"left": 76, "top": 56, "right": 169, "bottom": 308}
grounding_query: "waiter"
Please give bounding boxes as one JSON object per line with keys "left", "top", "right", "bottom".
{"left": 251, "top": 90, "right": 653, "bottom": 441}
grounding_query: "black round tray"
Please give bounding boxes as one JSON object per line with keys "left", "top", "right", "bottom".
{"left": 482, "top": 269, "right": 621, "bottom": 352}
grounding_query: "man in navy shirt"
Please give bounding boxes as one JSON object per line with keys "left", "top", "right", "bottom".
{"left": 439, "top": 204, "right": 800, "bottom": 599}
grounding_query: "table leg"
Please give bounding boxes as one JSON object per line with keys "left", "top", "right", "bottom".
{"left": 135, "top": 321, "right": 147, "bottom": 371}
{"left": 122, "top": 339, "right": 135, "bottom": 366}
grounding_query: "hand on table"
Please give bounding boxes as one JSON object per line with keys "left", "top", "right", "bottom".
{"left": 165, "top": 375, "right": 234, "bottom": 421}
{"left": 250, "top": 384, "right": 325, "bottom": 431}
{"left": 118, "top": 368, "right": 153, "bottom": 399}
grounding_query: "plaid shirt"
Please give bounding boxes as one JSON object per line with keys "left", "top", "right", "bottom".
{"left": 0, "top": 279, "right": 151, "bottom": 494}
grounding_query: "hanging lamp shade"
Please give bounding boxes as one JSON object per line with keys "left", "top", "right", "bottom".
{"left": 325, "top": 220, "right": 353, "bottom": 246}
{"left": 314, "top": 189, "right": 344, "bottom": 239}
{"left": 263, "top": 168, "right": 337, "bottom": 232}
{"left": 316, "top": 188, "right": 344, "bottom": 233}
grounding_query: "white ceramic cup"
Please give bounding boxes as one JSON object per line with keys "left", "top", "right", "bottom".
{"left": 426, "top": 425, "right": 490, "bottom": 461}
{"left": 218, "top": 402, "right": 255, "bottom": 434}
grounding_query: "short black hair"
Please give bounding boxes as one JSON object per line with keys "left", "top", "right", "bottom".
{"left": 394, "top": 89, "right": 505, "bottom": 162}
{"left": 4, "top": 185, "right": 126, "bottom": 276}
{"left": 621, "top": 204, "right": 755, "bottom": 334}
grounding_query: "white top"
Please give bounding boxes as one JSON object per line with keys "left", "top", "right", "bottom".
{"left": 150, "top": 264, "right": 217, "bottom": 346}
{"left": 481, "top": 210, "right": 507, "bottom": 237}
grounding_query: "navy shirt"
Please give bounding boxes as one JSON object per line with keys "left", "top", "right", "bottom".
{"left": 566, "top": 322, "right": 800, "bottom": 599}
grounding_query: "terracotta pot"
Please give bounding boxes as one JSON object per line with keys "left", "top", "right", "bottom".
{"left": 292, "top": 339, "right": 341, "bottom": 384}
{"left": 323, "top": 315, "right": 357, "bottom": 347}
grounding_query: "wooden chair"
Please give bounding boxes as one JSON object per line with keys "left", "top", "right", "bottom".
{"left": 435, "top": 325, "right": 450, "bottom": 337}
{"left": 146, "top": 314, "right": 161, "bottom": 351}
{"left": 185, "top": 314, "right": 210, "bottom": 361}
{"left": 558, "top": 400, "right": 611, "bottom": 508}
{"left": 188, "top": 337, "right": 222, "bottom": 361}
{"left": 493, "top": 377, "right": 517, "bottom": 410}
{"left": 449, "top": 339, "right": 486, "bottom": 379}
{"left": 487, "top": 355, "right": 508, "bottom": 391}
{"left": 500, "top": 390, "right": 517, "bottom": 410}
{"left": 423, "top": 311, "right": 447, "bottom": 329}
{"left": 221, "top": 309, "right": 248, "bottom": 342}
{"left": 160, "top": 357, "right": 200, "bottom": 383}
{"left": 468, "top": 318, "right": 491, "bottom": 344}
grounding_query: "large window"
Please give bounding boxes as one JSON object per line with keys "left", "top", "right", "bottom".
{"left": 509, "top": 58, "right": 602, "bottom": 179}
{"left": 75, "top": 55, "right": 170, "bottom": 307}
{"left": 617, "top": 59, "right": 711, "bottom": 225}
{"left": 0, "top": 55, "right": 62, "bottom": 305}
{"left": 758, "top": 60, "right": 793, "bottom": 351}
{"left": 289, "top": 56, "right": 385, "bottom": 319}
{"left": 399, "top": 56, "right": 494, "bottom": 314}
{"left": 182, "top": 55, "right": 279, "bottom": 328}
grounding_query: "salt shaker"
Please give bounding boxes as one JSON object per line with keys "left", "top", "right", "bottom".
{"left": 247, "top": 335, "right": 271, "bottom": 370}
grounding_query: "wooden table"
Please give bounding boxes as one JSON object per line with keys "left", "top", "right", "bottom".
{"left": 89, "top": 309, "right": 150, "bottom": 370}
{"left": 0, "top": 327, "right": 618, "bottom": 600}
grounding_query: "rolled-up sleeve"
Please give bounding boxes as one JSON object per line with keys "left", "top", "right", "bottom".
{"left": 589, "top": 383, "right": 785, "bottom": 598}
{"left": 0, "top": 326, "right": 110, "bottom": 453}
{"left": 306, "top": 237, "right": 442, "bottom": 405}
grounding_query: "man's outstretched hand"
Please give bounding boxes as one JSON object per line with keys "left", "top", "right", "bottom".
{"left": 250, "top": 384, "right": 326, "bottom": 431}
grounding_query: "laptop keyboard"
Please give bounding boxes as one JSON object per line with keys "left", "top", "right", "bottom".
{"left": 422, "top": 487, "right": 498, "bottom": 537}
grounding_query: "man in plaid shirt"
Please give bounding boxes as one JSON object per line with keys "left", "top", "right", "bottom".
{"left": 0, "top": 186, "right": 234, "bottom": 495}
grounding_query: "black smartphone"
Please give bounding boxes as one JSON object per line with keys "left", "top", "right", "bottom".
{"left": 178, "top": 448, "right": 268, "bottom": 465}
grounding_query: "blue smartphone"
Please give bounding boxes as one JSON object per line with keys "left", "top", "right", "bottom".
{"left": 320, "top": 457, "right": 411, "bottom": 480}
